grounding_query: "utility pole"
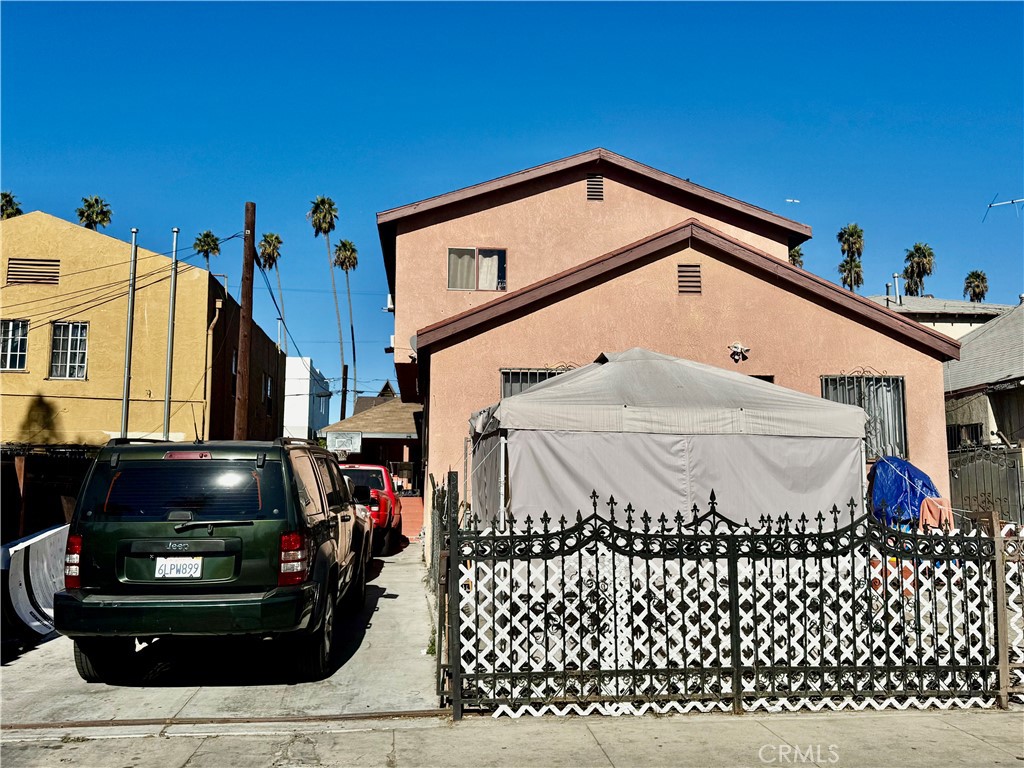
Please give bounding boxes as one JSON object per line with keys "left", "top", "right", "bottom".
{"left": 234, "top": 203, "right": 256, "bottom": 440}
{"left": 120, "top": 228, "right": 139, "bottom": 438}
{"left": 341, "top": 364, "right": 348, "bottom": 419}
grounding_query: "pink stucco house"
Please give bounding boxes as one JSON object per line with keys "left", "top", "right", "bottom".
{"left": 377, "top": 148, "right": 959, "bottom": 533}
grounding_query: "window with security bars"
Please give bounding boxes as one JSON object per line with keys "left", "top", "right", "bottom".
{"left": 1, "top": 319, "right": 29, "bottom": 370}
{"left": 677, "top": 264, "right": 701, "bottom": 294}
{"left": 821, "top": 374, "right": 907, "bottom": 460}
{"left": 50, "top": 321, "right": 88, "bottom": 379}
{"left": 501, "top": 368, "right": 570, "bottom": 399}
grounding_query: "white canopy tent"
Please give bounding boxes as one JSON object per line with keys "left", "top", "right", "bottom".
{"left": 470, "top": 348, "right": 867, "bottom": 528}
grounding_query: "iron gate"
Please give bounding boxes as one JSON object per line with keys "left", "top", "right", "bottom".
{"left": 435, "top": 473, "right": 1023, "bottom": 718}
{"left": 949, "top": 446, "right": 1023, "bottom": 525}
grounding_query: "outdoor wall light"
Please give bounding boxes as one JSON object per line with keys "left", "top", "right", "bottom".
{"left": 728, "top": 342, "right": 750, "bottom": 364}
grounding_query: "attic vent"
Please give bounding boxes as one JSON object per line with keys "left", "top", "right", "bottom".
{"left": 677, "top": 264, "right": 701, "bottom": 294}
{"left": 586, "top": 174, "right": 604, "bottom": 201}
{"left": 6, "top": 258, "right": 60, "bottom": 285}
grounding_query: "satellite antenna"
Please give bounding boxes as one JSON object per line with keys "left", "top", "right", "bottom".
{"left": 982, "top": 194, "right": 1024, "bottom": 223}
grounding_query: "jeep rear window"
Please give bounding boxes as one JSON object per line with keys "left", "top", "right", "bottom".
{"left": 79, "top": 460, "right": 286, "bottom": 521}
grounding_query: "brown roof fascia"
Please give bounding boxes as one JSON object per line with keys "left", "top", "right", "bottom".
{"left": 377, "top": 148, "right": 813, "bottom": 295}
{"left": 416, "top": 219, "right": 960, "bottom": 363}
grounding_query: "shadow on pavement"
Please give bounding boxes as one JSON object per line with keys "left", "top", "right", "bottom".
{"left": 108, "top": 584, "right": 386, "bottom": 688}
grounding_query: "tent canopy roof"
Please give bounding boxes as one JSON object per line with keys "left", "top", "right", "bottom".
{"left": 472, "top": 348, "right": 866, "bottom": 438}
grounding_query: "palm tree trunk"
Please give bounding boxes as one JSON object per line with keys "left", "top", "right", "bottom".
{"left": 275, "top": 266, "right": 288, "bottom": 355}
{"left": 344, "top": 270, "right": 356, "bottom": 402}
{"left": 326, "top": 237, "right": 346, "bottom": 414}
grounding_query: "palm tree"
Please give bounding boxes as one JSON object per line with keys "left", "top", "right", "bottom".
{"left": 788, "top": 245, "right": 804, "bottom": 268}
{"left": 77, "top": 196, "right": 112, "bottom": 230}
{"left": 1, "top": 191, "right": 23, "bottom": 219}
{"left": 838, "top": 256, "right": 864, "bottom": 292}
{"left": 334, "top": 239, "right": 358, "bottom": 399}
{"left": 902, "top": 242, "right": 935, "bottom": 297}
{"left": 963, "top": 270, "right": 988, "bottom": 303}
{"left": 193, "top": 230, "right": 221, "bottom": 272}
{"left": 259, "top": 233, "right": 287, "bottom": 353}
{"left": 308, "top": 196, "right": 345, "bottom": 412}
{"left": 836, "top": 223, "right": 864, "bottom": 292}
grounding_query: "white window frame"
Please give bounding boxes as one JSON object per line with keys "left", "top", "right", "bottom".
{"left": 50, "top": 321, "right": 89, "bottom": 379}
{"left": 447, "top": 247, "right": 507, "bottom": 292}
{"left": 1, "top": 319, "right": 29, "bottom": 370}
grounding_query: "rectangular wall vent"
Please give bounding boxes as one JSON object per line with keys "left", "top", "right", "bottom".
{"left": 6, "top": 258, "right": 60, "bottom": 285}
{"left": 586, "top": 174, "right": 604, "bottom": 201}
{"left": 677, "top": 264, "right": 701, "bottom": 294}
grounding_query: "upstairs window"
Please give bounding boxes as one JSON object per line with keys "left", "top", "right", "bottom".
{"left": 822, "top": 373, "right": 907, "bottom": 460}
{"left": 1, "top": 319, "right": 29, "bottom": 370}
{"left": 448, "top": 247, "right": 507, "bottom": 291}
{"left": 50, "top": 321, "right": 88, "bottom": 379}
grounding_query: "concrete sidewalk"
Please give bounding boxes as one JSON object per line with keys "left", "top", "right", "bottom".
{"left": 2, "top": 707, "right": 1021, "bottom": 767}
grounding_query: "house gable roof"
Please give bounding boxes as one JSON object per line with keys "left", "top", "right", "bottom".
{"left": 323, "top": 397, "right": 422, "bottom": 437}
{"left": 376, "top": 148, "right": 812, "bottom": 294}
{"left": 944, "top": 302, "right": 1024, "bottom": 394}
{"left": 415, "top": 218, "right": 960, "bottom": 363}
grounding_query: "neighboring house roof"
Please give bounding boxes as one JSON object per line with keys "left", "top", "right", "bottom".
{"left": 865, "top": 295, "right": 1014, "bottom": 318}
{"left": 323, "top": 398, "right": 422, "bottom": 438}
{"left": 352, "top": 381, "right": 398, "bottom": 415}
{"left": 415, "top": 218, "right": 961, "bottom": 362}
{"left": 376, "top": 148, "right": 813, "bottom": 294}
{"left": 944, "top": 302, "right": 1024, "bottom": 394}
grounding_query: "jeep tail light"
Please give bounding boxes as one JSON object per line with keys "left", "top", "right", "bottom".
{"left": 279, "top": 532, "right": 308, "bottom": 586}
{"left": 65, "top": 534, "right": 83, "bottom": 589}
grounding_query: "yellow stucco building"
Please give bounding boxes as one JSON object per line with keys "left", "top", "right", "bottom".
{"left": 1, "top": 212, "right": 285, "bottom": 446}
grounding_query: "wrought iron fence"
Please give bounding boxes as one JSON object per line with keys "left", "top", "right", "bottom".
{"left": 436, "top": 475, "right": 1023, "bottom": 719}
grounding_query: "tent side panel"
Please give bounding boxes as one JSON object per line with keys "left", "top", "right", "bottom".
{"left": 686, "top": 435, "right": 864, "bottom": 525}
{"left": 471, "top": 432, "right": 503, "bottom": 525}
{"left": 506, "top": 430, "right": 690, "bottom": 521}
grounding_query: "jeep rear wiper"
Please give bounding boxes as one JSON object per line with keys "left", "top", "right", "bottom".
{"left": 173, "top": 520, "right": 255, "bottom": 532}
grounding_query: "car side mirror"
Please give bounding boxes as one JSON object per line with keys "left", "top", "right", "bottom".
{"left": 353, "top": 484, "right": 371, "bottom": 503}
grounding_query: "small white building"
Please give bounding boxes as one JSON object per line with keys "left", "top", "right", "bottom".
{"left": 283, "top": 357, "right": 331, "bottom": 440}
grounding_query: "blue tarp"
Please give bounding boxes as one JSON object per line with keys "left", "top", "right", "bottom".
{"left": 868, "top": 457, "right": 940, "bottom": 530}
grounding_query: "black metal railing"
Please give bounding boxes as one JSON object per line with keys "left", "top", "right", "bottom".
{"left": 437, "top": 477, "right": 1023, "bottom": 718}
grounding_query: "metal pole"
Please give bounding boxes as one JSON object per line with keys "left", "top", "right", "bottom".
{"left": 120, "top": 228, "right": 139, "bottom": 438}
{"left": 990, "top": 506, "right": 1011, "bottom": 708}
{"left": 446, "top": 470, "right": 463, "bottom": 720}
{"left": 162, "top": 228, "right": 179, "bottom": 440}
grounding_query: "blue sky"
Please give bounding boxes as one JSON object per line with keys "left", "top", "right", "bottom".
{"left": 3, "top": 2, "right": 1021, "bottom": 422}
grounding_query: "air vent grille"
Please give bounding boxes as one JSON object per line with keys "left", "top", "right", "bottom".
{"left": 6, "top": 258, "right": 60, "bottom": 285}
{"left": 677, "top": 264, "right": 701, "bottom": 294}
{"left": 586, "top": 175, "right": 604, "bottom": 201}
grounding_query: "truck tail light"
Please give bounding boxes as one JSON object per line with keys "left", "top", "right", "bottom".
{"left": 368, "top": 488, "right": 381, "bottom": 512}
{"left": 279, "top": 532, "right": 308, "bottom": 586}
{"left": 65, "top": 533, "right": 83, "bottom": 589}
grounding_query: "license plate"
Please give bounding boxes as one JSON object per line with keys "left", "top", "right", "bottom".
{"left": 154, "top": 557, "right": 202, "bottom": 579}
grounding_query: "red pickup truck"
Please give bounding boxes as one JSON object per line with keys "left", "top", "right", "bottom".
{"left": 338, "top": 463, "right": 403, "bottom": 555}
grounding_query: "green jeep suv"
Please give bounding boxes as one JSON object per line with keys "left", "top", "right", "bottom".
{"left": 54, "top": 438, "right": 371, "bottom": 683}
